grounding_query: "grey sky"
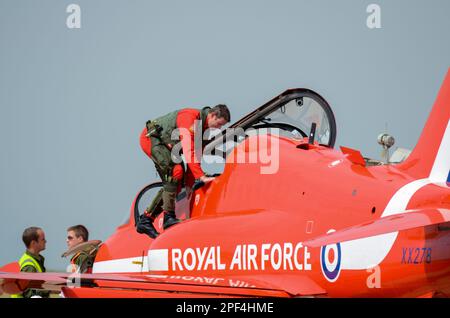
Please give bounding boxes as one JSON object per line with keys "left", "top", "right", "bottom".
{"left": 0, "top": 0, "right": 449, "bottom": 271}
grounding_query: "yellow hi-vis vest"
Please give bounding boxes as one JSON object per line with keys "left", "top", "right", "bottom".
{"left": 10, "top": 253, "right": 43, "bottom": 298}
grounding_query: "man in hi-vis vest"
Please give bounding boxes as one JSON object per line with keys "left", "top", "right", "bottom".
{"left": 137, "top": 104, "right": 230, "bottom": 238}
{"left": 11, "top": 227, "right": 50, "bottom": 298}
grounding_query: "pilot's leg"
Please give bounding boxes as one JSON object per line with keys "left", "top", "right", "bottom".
{"left": 150, "top": 144, "right": 183, "bottom": 230}
{"left": 136, "top": 129, "right": 161, "bottom": 239}
{"left": 142, "top": 164, "right": 184, "bottom": 220}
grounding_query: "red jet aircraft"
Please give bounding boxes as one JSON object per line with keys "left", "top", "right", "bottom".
{"left": 1, "top": 70, "right": 449, "bottom": 298}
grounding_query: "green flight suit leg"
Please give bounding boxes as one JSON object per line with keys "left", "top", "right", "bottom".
{"left": 149, "top": 139, "right": 179, "bottom": 213}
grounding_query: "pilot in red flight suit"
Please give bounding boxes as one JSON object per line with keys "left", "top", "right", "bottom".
{"left": 137, "top": 104, "right": 230, "bottom": 238}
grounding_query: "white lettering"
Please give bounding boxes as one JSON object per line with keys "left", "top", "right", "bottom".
{"left": 304, "top": 246, "right": 312, "bottom": 270}
{"left": 294, "top": 243, "right": 304, "bottom": 270}
{"left": 177, "top": 302, "right": 210, "bottom": 314}
{"left": 183, "top": 248, "right": 196, "bottom": 271}
{"left": 270, "top": 243, "right": 282, "bottom": 270}
{"left": 366, "top": 4, "right": 382, "bottom": 29}
{"left": 229, "top": 279, "right": 251, "bottom": 287}
{"left": 283, "top": 243, "right": 294, "bottom": 270}
{"left": 366, "top": 265, "right": 381, "bottom": 288}
{"left": 217, "top": 246, "right": 226, "bottom": 270}
{"left": 242, "top": 244, "right": 247, "bottom": 270}
{"left": 172, "top": 123, "right": 280, "bottom": 175}
{"left": 204, "top": 247, "right": 216, "bottom": 270}
{"left": 172, "top": 242, "right": 312, "bottom": 273}
{"left": 230, "top": 245, "right": 242, "bottom": 270}
{"left": 261, "top": 244, "right": 271, "bottom": 270}
{"left": 248, "top": 129, "right": 259, "bottom": 164}
{"left": 258, "top": 133, "right": 280, "bottom": 174}
{"left": 247, "top": 244, "right": 258, "bottom": 270}
{"left": 195, "top": 247, "right": 208, "bottom": 270}
{"left": 66, "top": 4, "right": 81, "bottom": 29}
{"left": 66, "top": 265, "right": 81, "bottom": 288}
{"left": 172, "top": 249, "right": 183, "bottom": 270}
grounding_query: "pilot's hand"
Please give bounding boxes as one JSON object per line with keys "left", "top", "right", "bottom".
{"left": 200, "top": 175, "right": 215, "bottom": 184}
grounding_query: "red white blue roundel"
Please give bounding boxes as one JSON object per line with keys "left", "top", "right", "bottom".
{"left": 320, "top": 242, "right": 342, "bottom": 282}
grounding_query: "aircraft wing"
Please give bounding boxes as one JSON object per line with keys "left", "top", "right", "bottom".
{"left": 304, "top": 208, "right": 450, "bottom": 248}
{"left": 0, "top": 271, "right": 326, "bottom": 298}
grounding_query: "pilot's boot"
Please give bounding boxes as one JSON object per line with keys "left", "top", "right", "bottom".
{"left": 163, "top": 210, "right": 180, "bottom": 229}
{"left": 161, "top": 187, "right": 180, "bottom": 230}
{"left": 136, "top": 212, "right": 159, "bottom": 239}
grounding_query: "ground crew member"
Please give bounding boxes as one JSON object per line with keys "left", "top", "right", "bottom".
{"left": 11, "top": 227, "right": 50, "bottom": 298}
{"left": 137, "top": 104, "right": 231, "bottom": 238}
{"left": 66, "top": 225, "right": 95, "bottom": 273}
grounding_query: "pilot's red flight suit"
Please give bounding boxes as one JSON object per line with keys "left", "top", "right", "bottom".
{"left": 137, "top": 107, "right": 212, "bottom": 241}
{"left": 139, "top": 107, "right": 209, "bottom": 190}
{"left": 137, "top": 104, "right": 229, "bottom": 239}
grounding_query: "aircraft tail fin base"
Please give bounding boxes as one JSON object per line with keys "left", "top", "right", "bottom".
{"left": 398, "top": 69, "right": 450, "bottom": 182}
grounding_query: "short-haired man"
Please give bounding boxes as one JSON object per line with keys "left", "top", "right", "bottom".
{"left": 66, "top": 224, "right": 94, "bottom": 273}
{"left": 12, "top": 227, "right": 49, "bottom": 298}
{"left": 137, "top": 104, "right": 231, "bottom": 238}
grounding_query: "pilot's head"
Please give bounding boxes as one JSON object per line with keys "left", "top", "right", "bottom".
{"left": 206, "top": 104, "right": 230, "bottom": 129}
{"left": 67, "top": 224, "right": 89, "bottom": 249}
{"left": 22, "top": 227, "right": 46, "bottom": 253}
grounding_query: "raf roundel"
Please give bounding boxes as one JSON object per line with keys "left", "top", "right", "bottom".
{"left": 320, "top": 230, "right": 342, "bottom": 282}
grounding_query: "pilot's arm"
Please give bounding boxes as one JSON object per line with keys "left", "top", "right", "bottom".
{"left": 176, "top": 109, "right": 206, "bottom": 180}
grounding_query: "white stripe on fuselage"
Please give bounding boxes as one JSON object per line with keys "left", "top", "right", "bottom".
{"left": 340, "top": 179, "right": 429, "bottom": 270}
{"left": 148, "top": 249, "right": 169, "bottom": 271}
{"left": 93, "top": 256, "right": 147, "bottom": 273}
{"left": 341, "top": 120, "right": 450, "bottom": 270}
